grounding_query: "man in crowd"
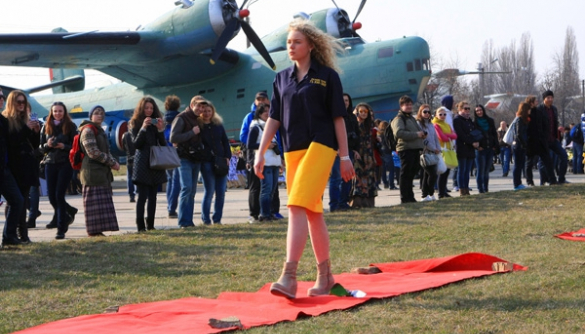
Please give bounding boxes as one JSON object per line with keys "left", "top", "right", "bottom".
{"left": 536, "top": 90, "right": 568, "bottom": 184}
{"left": 391, "top": 95, "right": 425, "bottom": 203}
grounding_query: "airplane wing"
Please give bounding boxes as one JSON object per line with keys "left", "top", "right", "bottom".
{"left": 0, "top": 31, "right": 239, "bottom": 88}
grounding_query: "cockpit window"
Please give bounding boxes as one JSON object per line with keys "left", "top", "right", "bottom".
{"left": 406, "top": 62, "right": 413, "bottom": 72}
{"left": 378, "top": 47, "right": 393, "bottom": 58}
{"left": 415, "top": 59, "right": 422, "bottom": 71}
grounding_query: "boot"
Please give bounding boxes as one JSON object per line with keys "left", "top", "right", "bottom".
{"left": 270, "top": 261, "right": 298, "bottom": 299}
{"left": 146, "top": 217, "right": 156, "bottom": 231}
{"left": 459, "top": 189, "right": 465, "bottom": 196}
{"left": 26, "top": 217, "right": 36, "bottom": 228}
{"left": 67, "top": 206, "right": 78, "bottom": 225}
{"left": 17, "top": 222, "right": 31, "bottom": 244}
{"left": 46, "top": 213, "right": 58, "bottom": 229}
{"left": 464, "top": 188, "right": 471, "bottom": 196}
{"left": 136, "top": 218, "right": 146, "bottom": 232}
{"left": 307, "top": 259, "right": 335, "bottom": 297}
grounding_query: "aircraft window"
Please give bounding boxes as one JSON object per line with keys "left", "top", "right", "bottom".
{"left": 207, "top": 89, "right": 215, "bottom": 93}
{"left": 198, "top": 90, "right": 206, "bottom": 95}
{"left": 415, "top": 59, "right": 422, "bottom": 71}
{"left": 237, "top": 94, "right": 245, "bottom": 99}
{"left": 377, "top": 47, "right": 394, "bottom": 58}
{"left": 237, "top": 88, "right": 245, "bottom": 93}
{"left": 406, "top": 62, "right": 414, "bottom": 72}
{"left": 409, "top": 79, "right": 417, "bottom": 85}
{"left": 423, "top": 58, "right": 430, "bottom": 71}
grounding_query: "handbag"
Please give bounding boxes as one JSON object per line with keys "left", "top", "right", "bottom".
{"left": 503, "top": 118, "right": 518, "bottom": 146}
{"left": 39, "top": 155, "right": 47, "bottom": 180}
{"left": 150, "top": 145, "right": 181, "bottom": 170}
{"left": 470, "top": 129, "right": 484, "bottom": 142}
{"left": 420, "top": 150, "right": 440, "bottom": 167}
{"left": 213, "top": 155, "right": 229, "bottom": 177}
{"left": 441, "top": 140, "right": 458, "bottom": 169}
{"left": 436, "top": 154, "right": 447, "bottom": 175}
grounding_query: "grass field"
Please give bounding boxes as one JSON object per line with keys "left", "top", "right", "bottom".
{"left": 1, "top": 184, "right": 584, "bottom": 333}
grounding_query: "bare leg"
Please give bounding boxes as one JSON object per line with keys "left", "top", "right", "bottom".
{"left": 306, "top": 209, "right": 330, "bottom": 263}
{"left": 286, "top": 205, "right": 309, "bottom": 262}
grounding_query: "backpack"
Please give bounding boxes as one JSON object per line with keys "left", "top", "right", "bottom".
{"left": 382, "top": 124, "right": 397, "bottom": 152}
{"left": 69, "top": 124, "right": 98, "bottom": 170}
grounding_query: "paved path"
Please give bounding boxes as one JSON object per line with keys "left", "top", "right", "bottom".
{"left": 5, "top": 165, "right": 585, "bottom": 242}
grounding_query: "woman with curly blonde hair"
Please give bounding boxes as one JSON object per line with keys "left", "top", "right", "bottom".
{"left": 254, "top": 19, "right": 354, "bottom": 299}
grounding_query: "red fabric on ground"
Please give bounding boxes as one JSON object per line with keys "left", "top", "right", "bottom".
{"left": 555, "top": 228, "right": 585, "bottom": 241}
{"left": 16, "top": 253, "right": 526, "bottom": 334}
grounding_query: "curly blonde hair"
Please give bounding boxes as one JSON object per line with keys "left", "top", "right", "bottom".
{"left": 288, "top": 19, "right": 344, "bottom": 73}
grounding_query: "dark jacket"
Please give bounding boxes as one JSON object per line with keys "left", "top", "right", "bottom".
{"left": 473, "top": 115, "right": 499, "bottom": 152}
{"left": 391, "top": 111, "right": 424, "bottom": 151}
{"left": 131, "top": 124, "right": 167, "bottom": 186}
{"left": 527, "top": 107, "right": 548, "bottom": 156}
{"left": 200, "top": 122, "right": 231, "bottom": 163}
{"left": 170, "top": 110, "right": 202, "bottom": 161}
{"left": 345, "top": 110, "right": 360, "bottom": 152}
{"left": 121, "top": 131, "right": 136, "bottom": 164}
{"left": 40, "top": 121, "right": 78, "bottom": 165}
{"left": 164, "top": 109, "right": 180, "bottom": 147}
{"left": 514, "top": 117, "right": 529, "bottom": 150}
{"left": 536, "top": 103, "right": 559, "bottom": 144}
{"left": 6, "top": 119, "right": 40, "bottom": 188}
{"left": 453, "top": 114, "right": 477, "bottom": 159}
{"left": 0, "top": 114, "right": 8, "bottom": 183}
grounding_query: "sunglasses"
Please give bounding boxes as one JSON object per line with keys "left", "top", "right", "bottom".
{"left": 463, "top": 107, "right": 471, "bottom": 110}
{"left": 0, "top": 95, "right": 5, "bottom": 100}
{"left": 422, "top": 110, "right": 430, "bottom": 114}
{"left": 438, "top": 113, "right": 446, "bottom": 116}
{"left": 16, "top": 100, "right": 26, "bottom": 105}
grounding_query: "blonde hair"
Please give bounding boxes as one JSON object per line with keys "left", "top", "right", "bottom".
{"left": 2, "top": 90, "right": 28, "bottom": 132}
{"left": 288, "top": 19, "right": 344, "bottom": 73}
{"left": 198, "top": 102, "right": 223, "bottom": 126}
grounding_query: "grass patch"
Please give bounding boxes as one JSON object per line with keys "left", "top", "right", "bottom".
{"left": 2, "top": 185, "right": 585, "bottom": 333}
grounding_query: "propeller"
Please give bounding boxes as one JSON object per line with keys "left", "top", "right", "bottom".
{"left": 330, "top": 0, "right": 366, "bottom": 37}
{"left": 210, "top": 0, "right": 276, "bottom": 70}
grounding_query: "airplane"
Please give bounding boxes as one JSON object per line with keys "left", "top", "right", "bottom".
{"left": 0, "top": 0, "right": 431, "bottom": 160}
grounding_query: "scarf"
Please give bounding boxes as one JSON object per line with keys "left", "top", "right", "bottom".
{"left": 432, "top": 117, "right": 453, "bottom": 149}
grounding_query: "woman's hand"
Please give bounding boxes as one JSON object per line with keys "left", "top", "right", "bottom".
{"left": 340, "top": 159, "right": 355, "bottom": 182}
{"left": 112, "top": 162, "right": 120, "bottom": 171}
{"left": 155, "top": 118, "right": 165, "bottom": 131}
{"left": 143, "top": 117, "right": 152, "bottom": 129}
{"left": 27, "top": 120, "right": 40, "bottom": 132}
{"left": 434, "top": 149, "right": 440, "bottom": 154}
{"left": 254, "top": 154, "right": 265, "bottom": 180}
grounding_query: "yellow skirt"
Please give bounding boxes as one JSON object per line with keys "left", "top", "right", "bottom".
{"left": 284, "top": 142, "right": 336, "bottom": 213}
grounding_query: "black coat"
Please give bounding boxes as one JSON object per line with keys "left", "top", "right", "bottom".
{"left": 200, "top": 122, "right": 231, "bottom": 163}
{"left": 0, "top": 115, "right": 8, "bottom": 183}
{"left": 6, "top": 120, "right": 40, "bottom": 188}
{"left": 527, "top": 107, "right": 549, "bottom": 156}
{"left": 453, "top": 115, "right": 477, "bottom": 159}
{"left": 473, "top": 115, "right": 499, "bottom": 152}
{"left": 131, "top": 124, "right": 167, "bottom": 186}
{"left": 40, "top": 122, "right": 78, "bottom": 165}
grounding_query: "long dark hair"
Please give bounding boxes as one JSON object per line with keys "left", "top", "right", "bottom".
{"left": 516, "top": 102, "right": 531, "bottom": 124}
{"left": 130, "top": 96, "right": 162, "bottom": 129}
{"left": 45, "top": 101, "right": 74, "bottom": 135}
{"left": 354, "top": 102, "right": 372, "bottom": 133}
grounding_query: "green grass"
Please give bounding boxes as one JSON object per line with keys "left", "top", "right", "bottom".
{"left": 2, "top": 185, "right": 585, "bottom": 333}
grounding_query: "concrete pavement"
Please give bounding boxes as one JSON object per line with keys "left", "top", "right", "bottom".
{"left": 5, "top": 165, "right": 585, "bottom": 242}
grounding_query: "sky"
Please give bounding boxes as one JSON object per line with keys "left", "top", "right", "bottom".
{"left": 0, "top": 0, "right": 584, "bottom": 93}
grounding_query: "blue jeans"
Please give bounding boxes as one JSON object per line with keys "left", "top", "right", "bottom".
{"left": 177, "top": 159, "right": 201, "bottom": 227}
{"left": 380, "top": 153, "right": 395, "bottom": 188}
{"left": 512, "top": 146, "right": 526, "bottom": 188}
{"left": 166, "top": 167, "right": 181, "bottom": 214}
{"left": 126, "top": 163, "right": 135, "bottom": 198}
{"left": 500, "top": 146, "right": 511, "bottom": 175}
{"left": 572, "top": 143, "right": 583, "bottom": 173}
{"left": 45, "top": 162, "right": 74, "bottom": 231}
{"left": 457, "top": 157, "right": 474, "bottom": 189}
{"left": 28, "top": 185, "right": 40, "bottom": 220}
{"left": 2, "top": 169, "right": 24, "bottom": 241}
{"left": 475, "top": 149, "right": 494, "bottom": 193}
{"left": 200, "top": 161, "right": 227, "bottom": 224}
{"left": 260, "top": 165, "right": 279, "bottom": 217}
{"left": 328, "top": 156, "right": 342, "bottom": 211}
{"left": 538, "top": 140, "right": 567, "bottom": 183}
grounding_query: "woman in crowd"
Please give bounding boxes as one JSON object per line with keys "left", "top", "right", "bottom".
{"left": 432, "top": 106, "right": 458, "bottom": 198}
{"left": 198, "top": 102, "right": 231, "bottom": 225}
{"left": 1, "top": 91, "right": 27, "bottom": 246}
{"left": 473, "top": 104, "right": 499, "bottom": 193}
{"left": 247, "top": 103, "right": 282, "bottom": 221}
{"left": 351, "top": 102, "right": 377, "bottom": 208}
{"left": 79, "top": 105, "right": 120, "bottom": 236}
{"left": 40, "top": 102, "right": 78, "bottom": 239}
{"left": 453, "top": 101, "right": 479, "bottom": 196}
{"left": 254, "top": 19, "right": 354, "bottom": 299}
{"left": 416, "top": 104, "right": 441, "bottom": 201}
{"left": 512, "top": 102, "right": 531, "bottom": 190}
{"left": 130, "top": 97, "right": 167, "bottom": 231}
{"left": 2, "top": 90, "right": 40, "bottom": 243}
{"left": 378, "top": 121, "right": 396, "bottom": 190}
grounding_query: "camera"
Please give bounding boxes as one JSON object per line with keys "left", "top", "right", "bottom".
{"left": 272, "top": 143, "right": 281, "bottom": 156}
{"left": 151, "top": 118, "right": 158, "bottom": 125}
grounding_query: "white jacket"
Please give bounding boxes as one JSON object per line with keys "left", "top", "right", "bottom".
{"left": 250, "top": 119, "right": 282, "bottom": 167}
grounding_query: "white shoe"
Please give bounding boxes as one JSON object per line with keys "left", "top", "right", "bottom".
{"left": 453, "top": 186, "right": 459, "bottom": 191}
{"left": 422, "top": 195, "right": 433, "bottom": 202}
{"left": 431, "top": 195, "right": 437, "bottom": 201}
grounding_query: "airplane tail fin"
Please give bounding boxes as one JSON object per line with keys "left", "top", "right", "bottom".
{"left": 50, "top": 27, "right": 86, "bottom": 94}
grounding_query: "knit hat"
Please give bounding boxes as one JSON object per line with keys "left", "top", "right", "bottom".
{"left": 441, "top": 95, "right": 454, "bottom": 110}
{"left": 542, "top": 90, "right": 554, "bottom": 99}
{"left": 89, "top": 105, "right": 105, "bottom": 119}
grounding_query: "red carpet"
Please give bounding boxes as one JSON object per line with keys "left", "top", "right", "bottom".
{"left": 555, "top": 228, "right": 585, "bottom": 241}
{"left": 16, "top": 253, "right": 526, "bottom": 334}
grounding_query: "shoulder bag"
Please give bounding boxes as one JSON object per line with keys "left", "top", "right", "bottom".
{"left": 150, "top": 144, "right": 181, "bottom": 170}
{"left": 209, "top": 125, "right": 229, "bottom": 177}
